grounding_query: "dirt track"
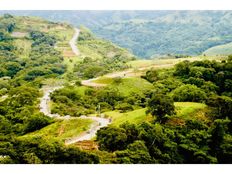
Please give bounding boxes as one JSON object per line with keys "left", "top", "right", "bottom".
{"left": 38, "top": 28, "right": 110, "bottom": 145}
{"left": 69, "top": 28, "right": 80, "bottom": 56}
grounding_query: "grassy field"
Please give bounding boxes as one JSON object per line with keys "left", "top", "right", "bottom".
{"left": 167, "top": 102, "right": 209, "bottom": 126}
{"left": 22, "top": 118, "right": 93, "bottom": 142}
{"left": 110, "top": 77, "right": 153, "bottom": 96}
{"left": 113, "top": 77, "right": 153, "bottom": 96}
{"left": 203, "top": 42, "right": 232, "bottom": 56}
{"left": 105, "top": 108, "right": 152, "bottom": 126}
{"left": 174, "top": 102, "right": 207, "bottom": 118}
{"left": 93, "top": 77, "right": 114, "bottom": 85}
{"left": 127, "top": 56, "right": 226, "bottom": 69}
{"left": 93, "top": 77, "right": 153, "bottom": 96}
{"left": 104, "top": 102, "right": 208, "bottom": 127}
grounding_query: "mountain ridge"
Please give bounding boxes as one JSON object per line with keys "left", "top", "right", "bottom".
{"left": 2, "top": 11, "right": 232, "bottom": 58}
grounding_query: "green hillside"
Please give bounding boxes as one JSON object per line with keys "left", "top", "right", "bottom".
{"left": 21, "top": 118, "right": 93, "bottom": 142}
{"left": 78, "top": 26, "right": 135, "bottom": 60}
{"left": 203, "top": 42, "right": 232, "bottom": 56}
{"left": 5, "top": 11, "right": 232, "bottom": 58}
{"left": 72, "top": 26, "right": 136, "bottom": 79}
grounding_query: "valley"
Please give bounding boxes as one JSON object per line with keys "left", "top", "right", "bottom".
{"left": 0, "top": 13, "right": 231, "bottom": 164}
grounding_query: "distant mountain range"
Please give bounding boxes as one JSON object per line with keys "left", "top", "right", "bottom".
{"left": 1, "top": 11, "right": 232, "bottom": 58}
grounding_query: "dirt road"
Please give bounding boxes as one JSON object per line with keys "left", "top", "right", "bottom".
{"left": 69, "top": 28, "right": 80, "bottom": 56}
{"left": 39, "top": 85, "right": 110, "bottom": 144}
{"left": 65, "top": 116, "right": 110, "bottom": 145}
{"left": 38, "top": 28, "right": 110, "bottom": 144}
{"left": 39, "top": 86, "right": 63, "bottom": 118}
{"left": 80, "top": 64, "right": 174, "bottom": 88}
{"left": 81, "top": 77, "right": 107, "bottom": 87}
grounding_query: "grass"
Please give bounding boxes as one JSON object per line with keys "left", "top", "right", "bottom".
{"left": 110, "top": 77, "right": 154, "bottom": 96}
{"left": 105, "top": 108, "right": 152, "bottom": 126}
{"left": 93, "top": 77, "right": 154, "bottom": 96}
{"left": 104, "top": 102, "right": 209, "bottom": 127}
{"left": 174, "top": 102, "right": 207, "bottom": 118}
{"left": 14, "top": 39, "right": 32, "bottom": 59}
{"left": 127, "top": 56, "right": 226, "bottom": 70}
{"left": 78, "top": 43, "right": 103, "bottom": 60}
{"left": 93, "top": 77, "right": 114, "bottom": 84}
{"left": 41, "top": 78, "right": 65, "bottom": 86}
{"left": 62, "top": 56, "right": 81, "bottom": 73}
{"left": 167, "top": 102, "right": 209, "bottom": 126}
{"left": 74, "top": 86, "right": 89, "bottom": 96}
{"left": 127, "top": 60, "right": 155, "bottom": 68}
{"left": 22, "top": 118, "right": 93, "bottom": 142}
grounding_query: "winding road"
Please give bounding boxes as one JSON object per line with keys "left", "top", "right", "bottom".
{"left": 39, "top": 28, "right": 110, "bottom": 145}
{"left": 69, "top": 28, "right": 80, "bottom": 56}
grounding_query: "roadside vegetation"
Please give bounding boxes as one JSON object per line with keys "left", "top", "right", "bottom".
{"left": 22, "top": 118, "right": 93, "bottom": 142}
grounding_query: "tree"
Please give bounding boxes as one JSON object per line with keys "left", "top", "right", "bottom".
{"left": 3, "top": 14, "right": 14, "bottom": 19}
{"left": 147, "top": 94, "right": 175, "bottom": 123}
{"left": 25, "top": 113, "right": 53, "bottom": 133}
{"left": 5, "top": 62, "right": 22, "bottom": 77}
{"left": 6, "top": 136, "right": 99, "bottom": 164}
{"left": 0, "top": 68, "right": 7, "bottom": 78}
{"left": 174, "top": 60, "right": 190, "bottom": 77}
{"left": 115, "top": 102, "right": 133, "bottom": 113}
{"left": 115, "top": 140, "right": 153, "bottom": 164}
{"left": 142, "top": 69, "right": 159, "bottom": 83}
{"left": 207, "top": 95, "right": 232, "bottom": 119}
{"left": 8, "top": 86, "right": 39, "bottom": 108}
{"left": 6, "top": 23, "right": 15, "bottom": 33}
{"left": 97, "top": 88, "right": 123, "bottom": 107}
{"left": 120, "top": 123, "right": 140, "bottom": 144}
{"left": 209, "top": 119, "right": 230, "bottom": 162}
{"left": 184, "top": 77, "right": 205, "bottom": 87}
{"left": 96, "top": 126, "right": 128, "bottom": 152}
{"left": 170, "top": 84, "right": 207, "bottom": 102}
